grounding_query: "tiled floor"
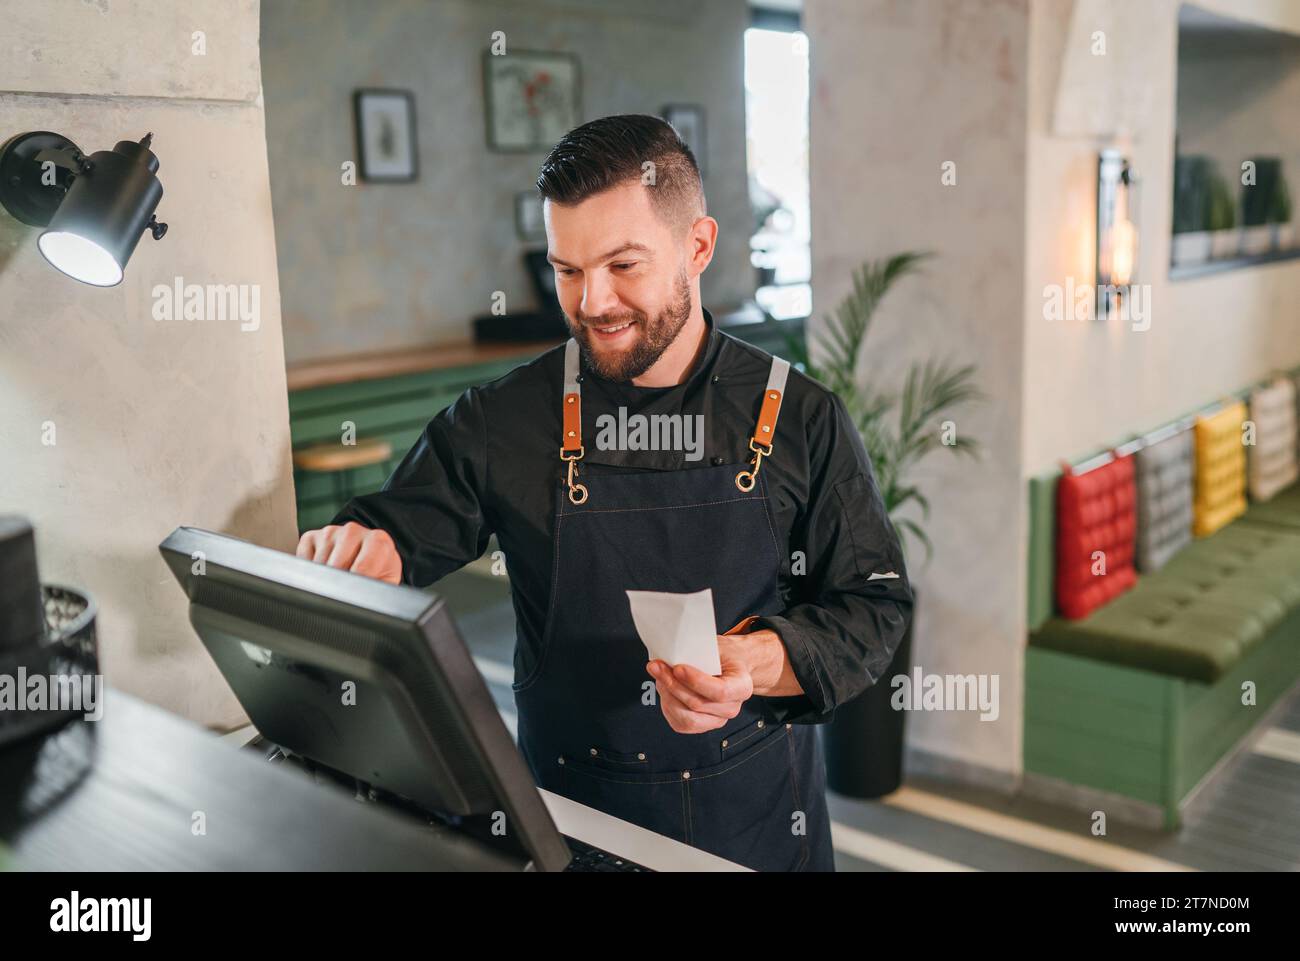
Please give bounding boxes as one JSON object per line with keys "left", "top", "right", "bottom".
{"left": 434, "top": 562, "right": 1300, "bottom": 873}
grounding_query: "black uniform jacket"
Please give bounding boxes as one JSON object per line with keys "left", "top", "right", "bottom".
{"left": 333, "top": 308, "right": 914, "bottom": 725}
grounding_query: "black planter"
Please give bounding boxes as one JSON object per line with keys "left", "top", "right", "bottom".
{"left": 822, "top": 597, "right": 915, "bottom": 798}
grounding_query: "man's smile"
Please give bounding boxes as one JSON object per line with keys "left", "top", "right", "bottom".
{"left": 588, "top": 318, "right": 639, "bottom": 342}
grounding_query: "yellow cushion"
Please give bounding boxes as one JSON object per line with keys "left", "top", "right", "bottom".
{"left": 1194, "top": 401, "right": 1247, "bottom": 537}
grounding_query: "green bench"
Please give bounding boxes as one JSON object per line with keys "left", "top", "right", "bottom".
{"left": 1025, "top": 467, "right": 1300, "bottom": 829}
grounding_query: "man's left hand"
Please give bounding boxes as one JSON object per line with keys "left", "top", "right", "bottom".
{"left": 646, "top": 629, "right": 803, "bottom": 734}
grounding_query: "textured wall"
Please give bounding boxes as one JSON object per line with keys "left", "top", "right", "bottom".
{"left": 0, "top": 0, "right": 296, "bottom": 728}
{"left": 1022, "top": 0, "right": 1300, "bottom": 476}
{"left": 806, "top": 0, "right": 1031, "bottom": 781}
{"left": 260, "top": 0, "right": 756, "bottom": 365}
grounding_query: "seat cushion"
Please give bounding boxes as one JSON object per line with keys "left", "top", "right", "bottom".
{"left": 1134, "top": 427, "right": 1194, "bottom": 572}
{"left": 1240, "top": 480, "right": 1300, "bottom": 530}
{"left": 1032, "top": 522, "right": 1300, "bottom": 681}
{"left": 1055, "top": 454, "right": 1137, "bottom": 619}
{"left": 1194, "top": 401, "right": 1247, "bottom": 536}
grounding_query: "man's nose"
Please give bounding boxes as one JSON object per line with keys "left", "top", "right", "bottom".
{"left": 581, "top": 272, "right": 621, "bottom": 320}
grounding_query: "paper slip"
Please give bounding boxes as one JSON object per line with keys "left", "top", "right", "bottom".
{"left": 625, "top": 587, "right": 722, "bottom": 676}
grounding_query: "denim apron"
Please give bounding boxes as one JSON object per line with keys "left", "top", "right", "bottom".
{"left": 513, "top": 338, "right": 834, "bottom": 872}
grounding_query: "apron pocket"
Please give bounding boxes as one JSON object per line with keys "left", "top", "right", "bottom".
{"left": 559, "top": 754, "right": 688, "bottom": 844}
{"left": 683, "top": 723, "right": 809, "bottom": 871}
{"left": 582, "top": 744, "right": 651, "bottom": 772}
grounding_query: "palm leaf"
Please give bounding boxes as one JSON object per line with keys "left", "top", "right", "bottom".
{"left": 785, "top": 252, "right": 982, "bottom": 562}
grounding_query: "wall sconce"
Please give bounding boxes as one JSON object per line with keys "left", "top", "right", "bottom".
{"left": 1096, "top": 149, "right": 1139, "bottom": 320}
{"left": 0, "top": 131, "right": 167, "bottom": 287}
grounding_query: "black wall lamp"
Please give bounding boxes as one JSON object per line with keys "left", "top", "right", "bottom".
{"left": 0, "top": 130, "right": 167, "bottom": 287}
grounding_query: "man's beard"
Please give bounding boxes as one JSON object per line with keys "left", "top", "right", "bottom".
{"left": 569, "top": 271, "right": 693, "bottom": 383}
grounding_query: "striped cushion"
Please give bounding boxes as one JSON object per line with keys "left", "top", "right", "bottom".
{"left": 1248, "top": 378, "right": 1298, "bottom": 502}
{"left": 1135, "top": 427, "right": 1194, "bottom": 572}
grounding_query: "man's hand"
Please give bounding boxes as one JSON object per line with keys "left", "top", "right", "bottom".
{"left": 645, "top": 629, "right": 803, "bottom": 734}
{"left": 295, "top": 522, "right": 402, "bottom": 585}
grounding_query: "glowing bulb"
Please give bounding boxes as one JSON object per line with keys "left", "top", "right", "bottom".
{"left": 1109, "top": 219, "right": 1136, "bottom": 287}
{"left": 37, "top": 230, "right": 124, "bottom": 287}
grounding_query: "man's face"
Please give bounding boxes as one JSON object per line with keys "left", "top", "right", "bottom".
{"left": 544, "top": 181, "right": 694, "bottom": 382}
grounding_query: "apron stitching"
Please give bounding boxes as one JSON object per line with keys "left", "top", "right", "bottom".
{"left": 784, "top": 727, "right": 811, "bottom": 871}
{"left": 512, "top": 488, "right": 566, "bottom": 693}
{"left": 561, "top": 495, "right": 766, "bottom": 516}
{"left": 683, "top": 780, "right": 692, "bottom": 845}
{"left": 561, "top": 729, "right": 786, "bottom": 785}
{"left": 722, "top": 725, "right": 765, "bottom": 753}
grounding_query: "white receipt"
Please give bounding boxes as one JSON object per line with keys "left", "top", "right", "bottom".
{"left": 626, "top": 587, "right": 722, "bottom": 676}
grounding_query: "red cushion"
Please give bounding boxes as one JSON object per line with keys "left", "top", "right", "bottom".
{"left": 1055, "top": 454, "right": 1138, "bottom": 620}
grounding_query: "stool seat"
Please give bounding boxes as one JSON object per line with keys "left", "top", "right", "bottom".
{"left": 293, "top": 438, "right": 392, "bottom": 473}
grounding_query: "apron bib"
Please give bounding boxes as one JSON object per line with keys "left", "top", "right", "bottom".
{"left": 513, "top": 339, "right": 834, "bottom": 872}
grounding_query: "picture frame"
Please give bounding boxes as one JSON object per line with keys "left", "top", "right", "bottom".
{"left": 353, "top": 89, "right": 418, "bottom": 182}
{"left": 662, "top": 103, "right": 706, "bottom": 178}
{"left": 483, "top": 50, "right": 581, "bottom": 152}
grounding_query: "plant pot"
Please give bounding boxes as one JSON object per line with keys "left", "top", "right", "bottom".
{"left": 1240, "top": 225, "right": 1273, "bottom": 256}
{"left": 1210, "top": 229, "right": 1239, "bottom": 260}
{"left": 822, "top": 590, "right": 915, "bottom": 798}
{"left": 1171, "top": 231, "right": 1211, "bottom": 266}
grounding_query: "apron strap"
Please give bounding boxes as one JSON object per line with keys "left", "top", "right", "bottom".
{"left": 560, "top": 338, "right": 588, "bottom": 505}
{"left": 751, "top": 356, "right": 790, "bottom": 450}
{"left": 737, "top": 355, "right": 790, "bottom": 492}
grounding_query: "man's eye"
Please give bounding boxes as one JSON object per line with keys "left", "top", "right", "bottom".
{"left": 613, "top": 263, "right": 635, "bottom": 271}
{"left": 557, "top": 268, "right": 578, "bottom": 277}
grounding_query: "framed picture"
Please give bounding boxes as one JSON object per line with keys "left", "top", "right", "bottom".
{"left": 515, "top": 191, "right": 546, "bottom": 242}
{"left": 353, "top": 89, "right": 418, "bottom": 182}
{"left": 662, "top": 104, "right": 706, "bottom": 177}
{"left": 483, "top": 50, "right": 581, "bottom": 152}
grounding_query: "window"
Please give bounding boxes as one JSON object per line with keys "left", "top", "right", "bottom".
{"left": 744, "top": 8, "right": 811, "bottom": 320}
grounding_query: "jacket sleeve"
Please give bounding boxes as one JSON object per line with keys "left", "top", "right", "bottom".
{"left": 754, "top": 391, "right": 914, "bottom": 725}
{"left": 329, "top": 387, "right": 493, "bottom": 588}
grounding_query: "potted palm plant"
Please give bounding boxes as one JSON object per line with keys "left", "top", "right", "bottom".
{"left": 1206, "top": 165, "right": 1238, "bottom": 260}
{"left": 784, "top": 252, "right": 983, "bottom": 798}
{"left": 1269, "top": 173, "right": 1292, "bottom": 251}
{"left": 1172, "top": 155, "right": 1211, "bottom": 267}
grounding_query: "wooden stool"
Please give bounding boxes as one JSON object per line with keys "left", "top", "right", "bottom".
{"left": 292, "top": 437, "right": 393, "bottom": 510}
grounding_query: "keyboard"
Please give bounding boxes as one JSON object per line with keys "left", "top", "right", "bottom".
{"left": 563, "top": 836, "right": 653, "bottom": 872}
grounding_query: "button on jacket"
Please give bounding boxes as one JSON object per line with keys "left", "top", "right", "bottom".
{"left": 332, "top": 308, "right": 914, "bottom": 725}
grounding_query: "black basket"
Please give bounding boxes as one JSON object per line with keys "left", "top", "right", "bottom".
{"left": 0, "top": 584, "right": 99, "bottom": 748}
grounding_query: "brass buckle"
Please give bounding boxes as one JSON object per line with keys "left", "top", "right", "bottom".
{"left": 735, "top": 438, "right": 772, "bottom": 492}
{"left": 560, "top": 446, "right": 588, "bottom": 505}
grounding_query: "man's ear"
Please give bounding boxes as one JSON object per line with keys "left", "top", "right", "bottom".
{"left": 687, "top": 215, "right": 719, "bottom": 272}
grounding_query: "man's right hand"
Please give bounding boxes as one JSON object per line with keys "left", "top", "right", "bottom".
{"left": 295, "top": 522, "right": 403, "bottom": 585}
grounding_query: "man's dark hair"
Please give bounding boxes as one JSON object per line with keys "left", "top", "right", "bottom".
{"left": 536, "top": 114, "right": 706, "bottom": 236}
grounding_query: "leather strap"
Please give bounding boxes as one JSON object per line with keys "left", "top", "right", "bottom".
{"left": 561, "top": 338, "right": 582, "bottom": 455}
{"left": 723, "top": 614, "right": 761, "bottom": 636}
{"left": 751, "top": 356, "right": 790, "bottom": 450}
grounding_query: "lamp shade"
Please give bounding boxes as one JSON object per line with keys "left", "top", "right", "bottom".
{"left": 37, "top": 137, "right": 163, "bottom": 287}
